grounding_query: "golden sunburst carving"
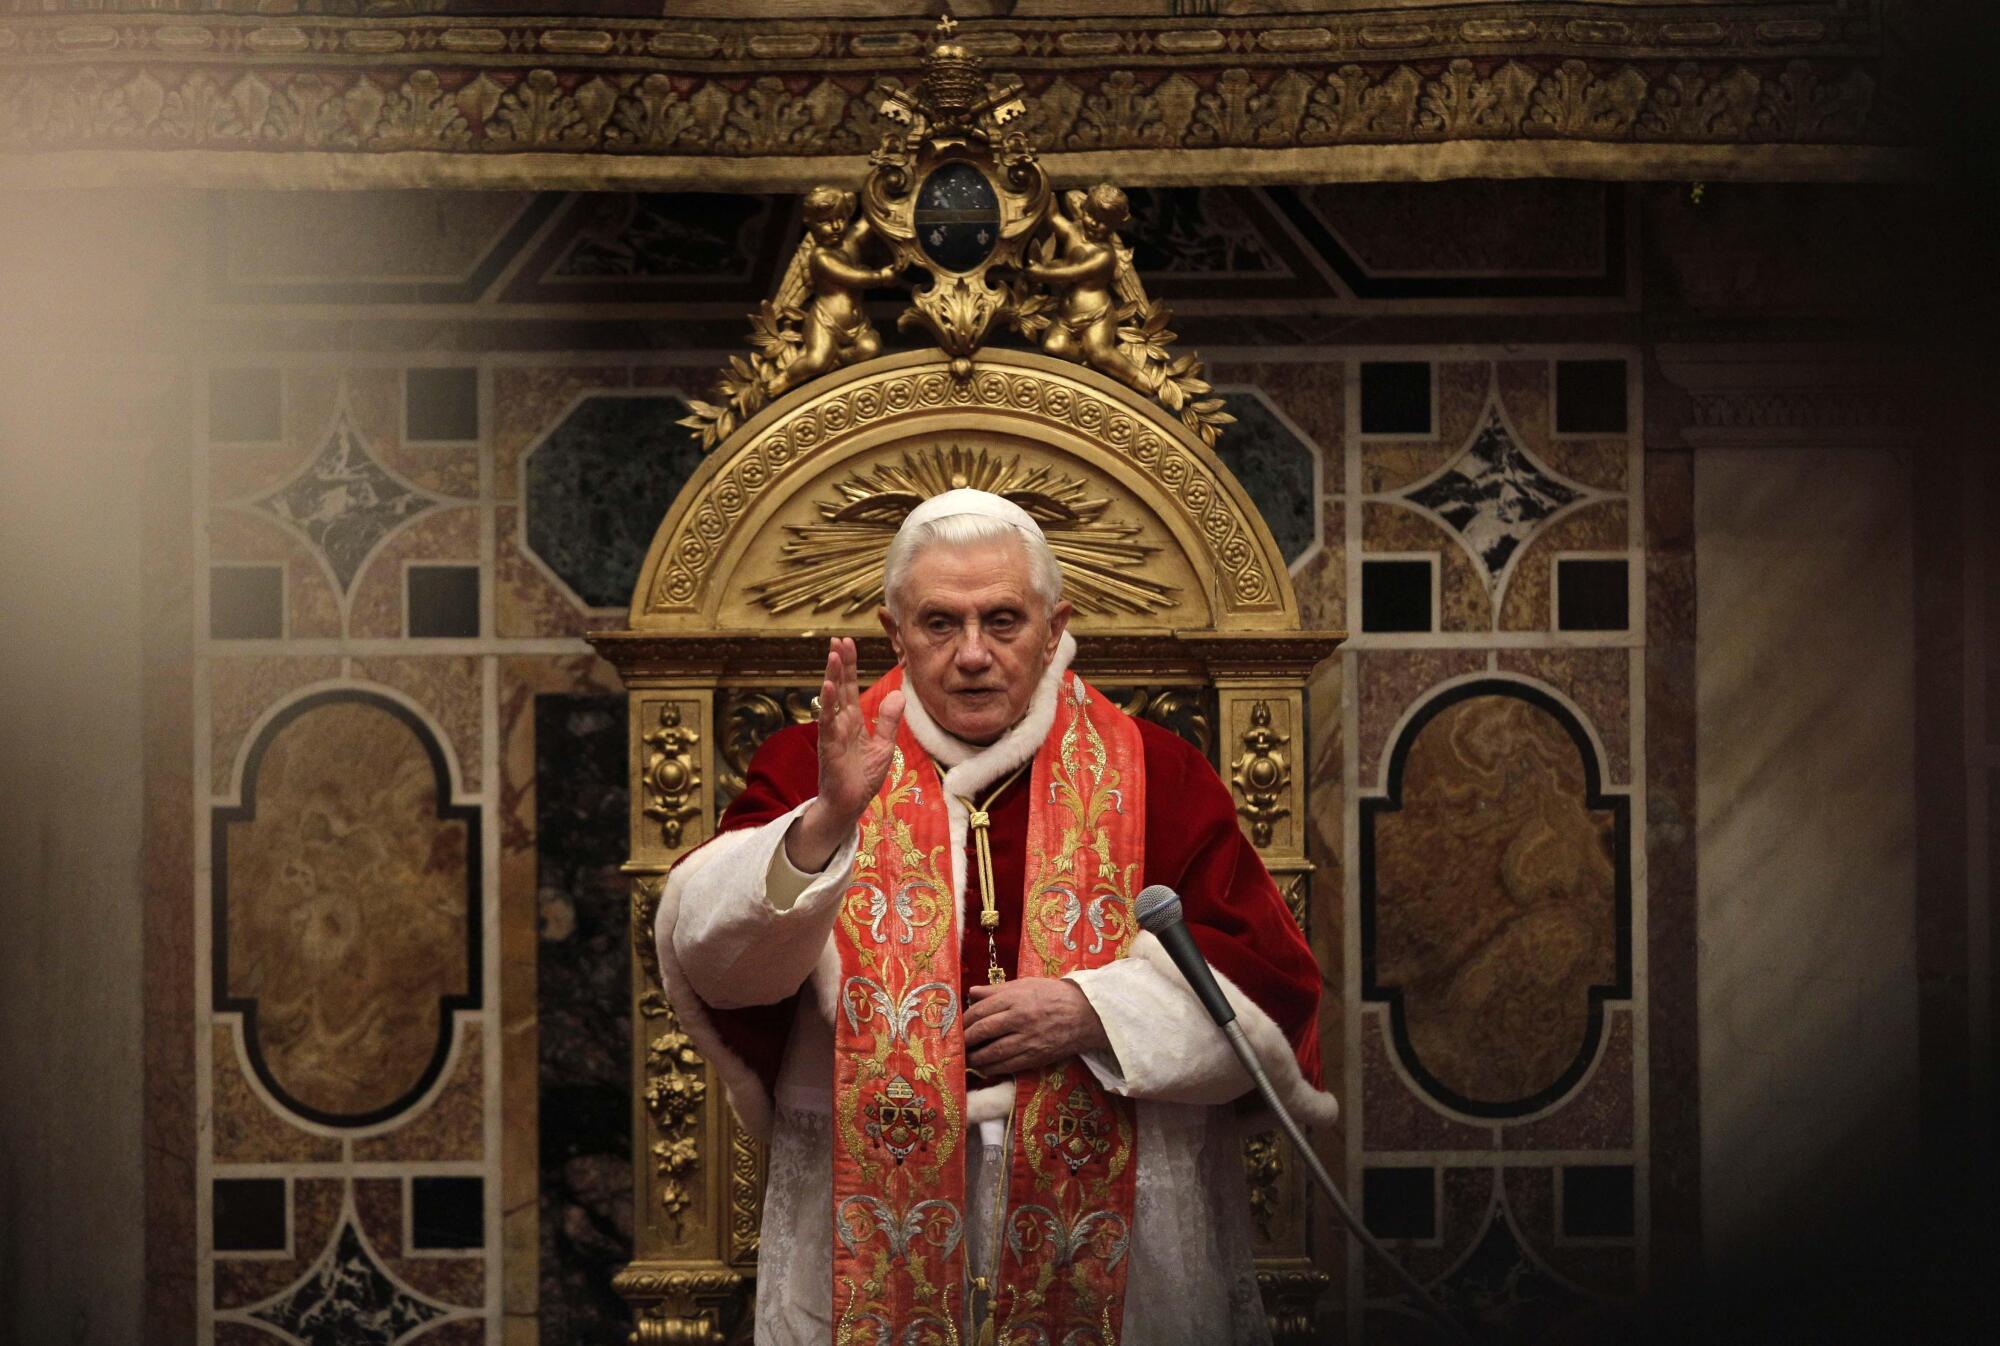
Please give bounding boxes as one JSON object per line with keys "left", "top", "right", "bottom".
{"left": 747, "top": 443, "right": 1175, "bottom": 618}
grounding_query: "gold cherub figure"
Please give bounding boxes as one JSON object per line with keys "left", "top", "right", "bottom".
{"left": 768, "top": 185, "right": 903, "bottom": 397}
{"left": 1023, "top": 183, "right": 1151, "bottom": 394}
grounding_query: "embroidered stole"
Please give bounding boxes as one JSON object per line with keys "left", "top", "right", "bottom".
{"left": 833, "top": 667, "right": 1143, "bottom": 1345}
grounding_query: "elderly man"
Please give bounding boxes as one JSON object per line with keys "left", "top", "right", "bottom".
{"left": 654, "top": 489, "right": 1334, "bottom": 1345}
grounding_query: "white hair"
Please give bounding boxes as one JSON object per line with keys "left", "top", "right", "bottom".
{"left": 882, "top": 512, "right": 1064, "bottom": 619}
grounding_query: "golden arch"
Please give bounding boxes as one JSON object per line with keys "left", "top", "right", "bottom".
{"left": 625, "top": 348, "right": 1299, "bottom": 636}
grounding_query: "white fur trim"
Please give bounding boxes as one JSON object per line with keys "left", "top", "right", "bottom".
{"left": 652, "top": 825, "right": 782, "bottom": 1142}
{"left": 967, "top": 1081, "right": 1017, "bottom": 1125}
{"left": 1124, "top": 931, "right": 1340, "bottom": 1129}
{"left": 900, "top": 630, "right": 1076, "bottom": 790}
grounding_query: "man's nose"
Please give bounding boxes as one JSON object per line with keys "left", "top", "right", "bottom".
{"left": 953, "top": 622, "right": 992, "bottom": 669}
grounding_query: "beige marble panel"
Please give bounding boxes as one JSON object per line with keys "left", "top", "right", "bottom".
{"left": 1696, "top": 447, "right": 1918, "bottom": 1268}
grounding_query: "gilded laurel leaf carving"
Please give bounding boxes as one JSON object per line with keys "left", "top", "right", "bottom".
{"left": 1189, "top": 68, "right": 1301, "bottom": 148}
{"left": 1067, "top": 70, "right": 1168, "bottom": 149}
{"left": 606, "top": 72, "right": 697, "bottom": 150}
{"left": 1754, "top": 61, "right": 1874, "bottom": 141}
{"left": 373, "top": 70, "right": 470, "bottom": 150}
{"left": 489, "top": 68, "right": 588, "bottom": 147}
{"left": 1525, "top": 60, "right": 1647, "bottom": 138}
{"left": 721, "top": 75, "right": 820, "bottom": 153}
{"left": 1636, "top": 65, "right": 1761, "bottom": 141}
{"left": 1417, "top": 58, "right": 1535, "bottom": 137}
{"left": 1302, "top": 64, "right": 1421, "bottom": 141}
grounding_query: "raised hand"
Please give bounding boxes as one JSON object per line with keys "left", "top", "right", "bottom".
{"left": 784, "top": 637, "right": 905, "bottom": 872}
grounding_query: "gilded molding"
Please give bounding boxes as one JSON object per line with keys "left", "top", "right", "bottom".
{"left": 641, "top": 702, "right": 702, "bottom": 849}
{"left": 1256, "top": 1267, "right": 1334, "bottom": 1346}
{"left": 641, "top": 354, "right": 1285, "bottom": 624}
{"left": 633, "top": 875, "right": 709, "bottom": 1234}
{"left": 1243, "top": 1130, "right": 1284, "bottom": 1244}
{"left": 726, "top": 1119, "right": 763, "bottom": 1268}
{"left": 716, "top": 688, "right": 814, "bottom": 807}
{"left": 1230, "top": 699, "right": 1293, "bottom": 848}
{"left": 0, "top": 5, "right": 1914, "bottom": 185}
{"left": 1278, "top": 872, "right": 1311, "bottom": 936}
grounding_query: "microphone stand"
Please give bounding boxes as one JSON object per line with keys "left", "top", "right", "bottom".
{"left": 1217, "top": 1019, "right": 1474, "bottom": 1345}
{"left": 1135, "top": 885, "right": 1471, "bottom": 1343}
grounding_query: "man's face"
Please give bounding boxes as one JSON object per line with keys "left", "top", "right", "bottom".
{"left": 879, "top": 536, "right": 1071, "bottom": 745}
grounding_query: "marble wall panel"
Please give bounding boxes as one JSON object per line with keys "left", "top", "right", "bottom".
{"left": 495, "top": 656, "right": 624, "bottom": 1339}
{"left": 1500, "top": 1166, "right": 1636, "bottom": 1299}
{"left": 1642, "top": 446, "right": 1700, "bottom": 1283}
{"left": 354, "top": 1178, "right": 487, "bottom": 1310}
{"left": 1305, "top": 655, "right": 1347, "bottom": 1112}
{"left": 492, "top": 366, "right": 632, "bottom": 501}
{"left": 350, "top": 366, "right": 482, "bottom": 500}
{"left": 1368, "top": 691, "right": 1622, "bottom": 1113}
{"left": 1493, "top": 359, "right": 1555, "bottom": 454}
{"left": 210, "top": 656, "right": 343, "bottom": 793}
{"left": 1495, "top": 500, "right": 1629, "bottom": 632}
{"left": 1356, "top": 649, "right": 1489, "bottom": 788}
{"left": 498, "top": 507, "right": 617, "bottom": 636}
{"left": 1360, "top": 1165, "right": 1494, "bottom": 1295}
{"left": 1695, "top": 448, "right": 1918, "bottom": 1268}
{"left": 212, "top": 1025, "right": 340, "bottom": 1165}
{"left": 351, "top": 656, "right": 485, "bottom": 793}
{"left": 207, "top": 509, "right": 344, "bottom": 639}
{"left": 347, "top": 507, "right": 482, "bottom": 639}
{"left": 1501, "top": 1011, "right": 1636, "bottom": 1153}
{"left": 215, "top": 1178, "right": 344, "bottom": 1310}
{"left": 534, "top": 693, "right": 634, "bottom": 1346}
{"left": 1206, "top": 359, "right": 1345, "bottom": 490}
{"left": 217, "top": 695, "right": 475, "bottom": 1125}
{"left": 1359, "top": 1017, "right": 1493, "bottom": 1154}
{"left": 1360, "top": 362, "right": 1488, "bottom": 494}
{"left": 353, "top": 1023, "right": 485, "bottom": 1164}
{"left": 143, "top": 430, "right": 198, "bottom": 1346}
{"left": 1293, "top": 498, "right": 1346, "bottom": 632}
{"left": 1362, "top": 502, "right": 1491, "bottom": 632}
{"left": 1539, "top": 435, "right": 1630, "bottom": 496}
{"left": 1496, "top": 649, "right": 1633, "bottom": 787}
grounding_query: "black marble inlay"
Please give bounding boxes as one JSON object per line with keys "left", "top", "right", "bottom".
{"left": 1364, "top": 1167, "right": 1436, "bottom": 1240}
{"left": 406, "top": 367, "right": 479, "bottom": 443}
{"left": 258, "top": 413, "right": 434, "bottom": 592}
{"left": 1215, "top": 390, "right": 1318, "bottom": 566}
{"left": 1361, "top": 361, "right": 1432, "bottom": 435}
{"left": 1362, "top": 559, "right": 1433, "bottom": 634}
{"left": 536, "top": 694, "right": 633, "bottom": 1345}
{"left": 214, "top": 1177, "right": 287, "bottom": 1252}
{"left": 412, "top": 1176, "right": 484, "bottom": 1250}
{"left": 252, "top": 1222, "right": 445, "bottom": 1344}
{"left": 211, "top": 565, "right": 284, "bottom": 640}
{"left": 523, "top": 394, "right": 701, "bottom": 610}
{"left": 1562, "top": 1165, "right": 1635, "bottom": 1237}
{"left": 210, "top": 367, "right": 282, "bottom": 442}
{"left": 407, "top": 564, "right": 480, "bottom": 639}
{"left": 1557, "top": 558, "right": 1629, "bottom": 632}
{"left": 1555, "top": 359, "right": 1628, "bottom": 434}
{"left": 915, "top": 162, "right": 1000, "bottom": 273}
{"left": 1405, "top": 412, "right": 1581, "bottom": 578}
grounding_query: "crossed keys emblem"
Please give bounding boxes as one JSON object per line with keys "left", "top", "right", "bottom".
{"left": 863, "top": 1074, "right": 939, "bottom": 1164}
{"left": 1041, "top": 1088, "right": 1111, "bottom": 1173}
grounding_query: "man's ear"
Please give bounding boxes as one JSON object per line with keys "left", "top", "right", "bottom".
{"left": 877, "top": 606, "right": 903, "bottom": 662}
{"left": 1046, "top": 599, "right": 1073, "bottom": 655}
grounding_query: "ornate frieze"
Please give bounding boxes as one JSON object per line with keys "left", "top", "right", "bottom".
{"left": 0, "top": 5, "right": 1916, "bottom": 186}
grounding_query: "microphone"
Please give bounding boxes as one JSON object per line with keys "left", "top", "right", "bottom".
{"left": 1132, "top": 883, "right": 1472, "bottom": 1345}
{"left": 1133, "top": 884, "right": 1235, "bottom": 1028}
